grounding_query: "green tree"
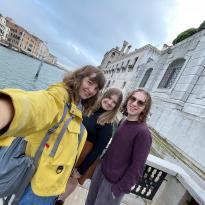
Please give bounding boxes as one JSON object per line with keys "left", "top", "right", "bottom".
{"left": 172, "top": 28, "right": 198, "bottom": 45}
{"left": 198, "top": 20, "right": 205, "bottom": 32}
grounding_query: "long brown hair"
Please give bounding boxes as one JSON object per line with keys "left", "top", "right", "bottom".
{"left": 95, "top": 88, "right": 123, "bottom": 125}
{"left": 63, "top": 65, "right": 105, "bottom": 115}
{"left": 121, "top": 89, "right": 152, "bottom": 122}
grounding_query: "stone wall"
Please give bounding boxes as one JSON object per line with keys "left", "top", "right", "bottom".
{"left": 101, "top": 30, "right": 205, "bottom": 176}
{"left": 147, "top": 30, "right": 205, "bottom": 173}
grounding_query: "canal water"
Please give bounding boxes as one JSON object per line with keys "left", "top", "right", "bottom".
{"left": 0, "top": 45, "right": 66, "bottom": 90}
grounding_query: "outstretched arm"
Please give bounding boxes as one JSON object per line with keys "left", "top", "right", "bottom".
{"left": 0, "top": 94, "right": 14, "bottom": 131}
{"left": 0, "top": 83, "right": 68, "bottom": 137}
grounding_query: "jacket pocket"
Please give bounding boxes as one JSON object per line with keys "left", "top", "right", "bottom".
{"left": 34, "top": 121, "right": 80, "bottom": 189}
{"left": 33, "top": 154, "right": 73, "bottom": 195}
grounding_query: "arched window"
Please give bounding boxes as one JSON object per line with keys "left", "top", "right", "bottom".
{"left": 106, "top": 80, "right": 111, "bottom": 88}
{"left": 158, "top": 58, "right": 185, "bottom": 89}
{"left": 106, "top": 61, "right": 111, "bottom": 68}
{"left": 111, "top": 52, "right": 115, "bottom": 58}
{"left": 139, "top": 68, "right": 153, "bottom": 87}
{"left": 128, "top": 57, "right": 138, "bottom": 72}
{"left": 133, "top": 57, "right": 139, "bottom": 67}
{"left": 122, "top": 81, "right": 127, "bottom": 88}
{"left": 126, "top": 60, "right": 130, "bottom": 69}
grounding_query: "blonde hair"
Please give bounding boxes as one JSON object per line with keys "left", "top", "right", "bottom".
{"left": 121, "top": 89, "right": 152, "bottom": 122}
{"left": 63, "top": 65, "right": 105, "bottom": 116}
{"left": 95, "top": 88, "right": 123, "bottom": 125}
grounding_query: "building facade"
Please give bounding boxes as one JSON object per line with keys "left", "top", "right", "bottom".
{"left": 45, "top": 53, "right": 57, "bottom": 65}
{"left": 19, "top": 31, "right": 42, "bottom": 57}
{"left": 0, "top": 15, "right": 10, "bottom": 41}
{"left": 102, "top": 41, "right": 160, "bottom": 97}
{"left": 100, "top": 30, "right": 205, "bottom": 180}
{"left": 5, "top": 17, "right": 24, "bottom": 50}
{"left": 3, "top": 16, "right": 57, "bottom": 64}
{"left": 37, "top": 41, "right": 49, "bottom": 60}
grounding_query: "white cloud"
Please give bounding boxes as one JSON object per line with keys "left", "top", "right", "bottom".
{"left": 165, "top": 0, "right": 205, "bottom": 45}
{"left": 1, "top": 0, "right": 204, "bottom": 67}
{"left": 66, "top": 41, "right": 81, "bottom": 55}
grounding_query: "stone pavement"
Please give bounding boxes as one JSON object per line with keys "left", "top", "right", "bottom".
{"left": 64, "top": 185, "right": 89, "bottom": 205}
{"left": 64, "top": 184, "right": 127, "bottom": 205}
{"left": 0, "top": 182, "right": 127, "bottom": 205}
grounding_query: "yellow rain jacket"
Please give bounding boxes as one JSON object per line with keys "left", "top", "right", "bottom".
{"left": 0, "top": 83, "right": 87, "bottom": 196}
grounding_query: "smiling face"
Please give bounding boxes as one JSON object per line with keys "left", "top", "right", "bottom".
{"left": 78, "top": 76, "right": 99, "bottom": 100}
{"left": 101, "top": 94, "right": 119, "bottom": 111}
{"left": 127, "top": 91, "right": 147, "bottom": 121}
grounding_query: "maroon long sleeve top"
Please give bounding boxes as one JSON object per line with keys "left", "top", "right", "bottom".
{"left": 101, "top": 120, "right": 152, "bottom": 197}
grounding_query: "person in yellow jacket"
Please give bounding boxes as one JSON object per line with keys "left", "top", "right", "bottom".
{"left": 0, "top": 65, "right": 105, "bottom": 205}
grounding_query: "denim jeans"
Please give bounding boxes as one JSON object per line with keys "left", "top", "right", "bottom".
{"left": 18, "top": 184, "right": 57, "bottom": 205}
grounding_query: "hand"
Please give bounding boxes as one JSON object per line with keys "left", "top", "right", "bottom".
{"left": 112, "top": 192, "right": 116, "bottom": 200}
{"left": 0, "top": 97, "right": 14, "bottom": 130}
{"left": 72, "top": 168, "right": 81, "bottom": 179}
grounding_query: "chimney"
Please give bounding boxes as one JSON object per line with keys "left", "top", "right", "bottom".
{"left": 120, "top": 40, "right": 129, "bottom": 53}
{"left": 162, "top": 44, "right": 169, "bottom": 50}
{"left": 125, "top": 45, "right": 132, "bottom": 54}
{"left": 162, "top": 44, "right": 172, "bottom": 54}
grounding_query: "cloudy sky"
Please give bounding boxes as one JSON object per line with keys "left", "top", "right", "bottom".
{"left": 0, "top": 0, "right": 205, "bottom": 70}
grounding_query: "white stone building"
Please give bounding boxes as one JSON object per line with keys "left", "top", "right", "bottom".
{"left": 101, "top": 41, "right": 160, "bottom": 97}
{"left": 0, "top": 16, "right": 10, "bottom": 41}
{"left": 37, "top": 41, "right": 49, "bottom": 60}
{"left": 100, "top": 30, "right": 205, "bottom": 182}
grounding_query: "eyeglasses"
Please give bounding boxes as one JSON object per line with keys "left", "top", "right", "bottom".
{"left": 129, "top": 96, "right": 146, "bottom": 107}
